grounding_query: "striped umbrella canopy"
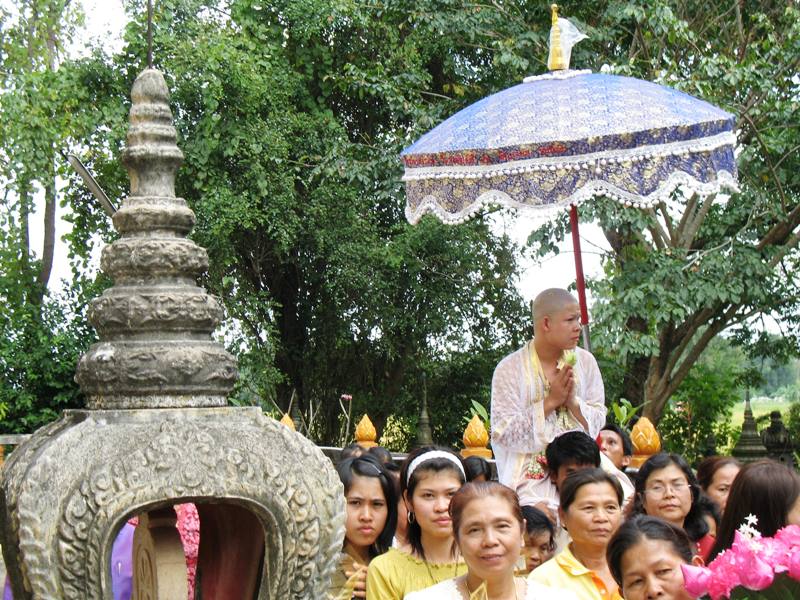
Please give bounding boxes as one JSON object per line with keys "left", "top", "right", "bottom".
{"left": 400, "top": 9, "right": 738, "bottom": 345}
{"left": 402, "top": 69, "right": 737, "bottom": 224}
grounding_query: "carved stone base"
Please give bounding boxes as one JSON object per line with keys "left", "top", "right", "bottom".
{"left": 0, "top": 407, "right": 345, "bottom": 599}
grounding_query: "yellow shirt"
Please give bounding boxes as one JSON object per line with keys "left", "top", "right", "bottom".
{"left": 366, "top": 547, "right": 467, "bottom": 600}
{"left": 528, "top": 545, "right": 622, "bottom": 600}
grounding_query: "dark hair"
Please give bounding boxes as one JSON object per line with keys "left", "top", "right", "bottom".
{"left": 607, "top": 515, "right": 693, "bottom": 587}
{"left": 340, "top": 442, "right": 366, "bottom": 461}
{"left": 521, "top": 505, "right": 555, "bottom": 541}
{"left": 695, "top": 456, "right": 741, "bottom": 491}
{"left": 463, "top": 456, "right": 492, "bottom": 482}
{"left": 546, "top": 431, "right": 601, "bottom": 477}
{"left": 450, "top": 481, "right": 523, "bottom": 542}
{"left": 383, "top": 460, "right": 401, "bottom": 474}
{"left": 709, "top": 459, "right": 800, "bottom": 561}
{"left": 560, "top": 467, "right": 624, "bottom": 513}
{"left": 696, "top": 493, "right": 721, "bottom": 528}
{"left": 368, "top": 445, "right": 395, "bottom": 466}
{"left": 336, "top": 455, "right": 398, "bottom": 558}
{"left": 400, "top": 446, "right": 466, "bottom": 559}
{"left": 601, "top": 423, "right": 633, "bottom": 457}
{"left": 633, "top": 453, "right": 708, "bottom": 542}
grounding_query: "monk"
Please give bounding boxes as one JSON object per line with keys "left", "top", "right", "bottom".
{"left": 490, "top": 288, "right": 607, "bottom": 509}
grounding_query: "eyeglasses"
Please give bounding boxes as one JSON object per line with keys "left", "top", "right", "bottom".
{"left": 644, "top": 481, "right": 690, "bottom": 497}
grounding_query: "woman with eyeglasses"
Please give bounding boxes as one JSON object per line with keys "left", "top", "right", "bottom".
{"left": 632, "top": 453, "right": 713, "bottom": 560}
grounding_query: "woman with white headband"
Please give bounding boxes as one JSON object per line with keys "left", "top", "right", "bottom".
{"left": 366, "top": 446, "right": 468, "bottom": 599}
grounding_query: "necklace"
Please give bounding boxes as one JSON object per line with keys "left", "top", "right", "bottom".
{"left": 459, "top": 576, "right": 521, "bottom": 600}
{"left": 422, "top": 551, "right": 460, "bottom": 587}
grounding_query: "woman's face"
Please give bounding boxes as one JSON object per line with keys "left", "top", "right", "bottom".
{"left": 457, "top": 495, "right": 524, "bottom": 581}
{"left": 706, "top": 464, "right": 739, "bottom": 513}
{"left": 345, "top": 475, "right": 388, "bottom": 550}
{"left": 560, "top": 482, "right": 622, "bottom": 549}
{"left": 641, "top": 464, "right": 692, "bottom": 528}
{"left": 620, "top": 538, "right": 693, "bottom": 600}
{"left": 405, "top": 470, "right": 463, "bottom": 540}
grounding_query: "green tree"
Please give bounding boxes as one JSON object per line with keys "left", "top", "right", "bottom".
{"left": 529, "top": 1, "right": 800, "bottom": 422}
{"left": 0, "top": 2, "right": 118, "bottom": 431}
{"left": 50, "top": 0, "right": 534, "bottom": 445}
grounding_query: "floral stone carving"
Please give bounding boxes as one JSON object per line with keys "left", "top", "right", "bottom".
{"left": 0, "top": 407, "right": 345, "bottom": 598}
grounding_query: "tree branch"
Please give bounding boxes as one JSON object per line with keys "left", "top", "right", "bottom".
{"left": 658, "top": 201, "right": 677, "bottom": 244}
{"left": 679, "top": 194, "right": 715, "bottom": 250}
{"left": 741, "top": 112, "right": 788, "bottom": 211}
{"left": 767, "top": 228, "right": 800, "bottom": 269}
{"left": 647, "top": 208, "right": 669, "bottom": 250}
{"left": 675, "top": 193, "right": 698, "bottom": 242}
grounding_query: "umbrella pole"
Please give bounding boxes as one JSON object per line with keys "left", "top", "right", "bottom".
{"left": 569, "top": 204, "right": 591, "bottom": 352}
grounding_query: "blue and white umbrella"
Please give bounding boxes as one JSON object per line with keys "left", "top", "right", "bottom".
{"left": 400, "top": 6, "right": 739, "bottom": 343}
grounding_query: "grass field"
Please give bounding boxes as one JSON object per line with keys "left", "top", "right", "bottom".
{"left": 728, "top": 397, "right": 791, "bottom": 427}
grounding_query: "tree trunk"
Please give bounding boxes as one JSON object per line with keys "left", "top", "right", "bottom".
{"left": 37, "top": 156, "right": 57, "bottom": 296}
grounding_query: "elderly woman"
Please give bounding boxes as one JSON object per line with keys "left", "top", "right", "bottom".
{"left": 529, "top": 468, "right": 623, "bottom": 600}
{"left": 406, "top": 481, "right": 576, "bottom": 600}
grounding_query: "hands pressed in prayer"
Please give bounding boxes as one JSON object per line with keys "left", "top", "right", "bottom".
{"left": 345, "top": 562, "right": 368, "bottom": 599}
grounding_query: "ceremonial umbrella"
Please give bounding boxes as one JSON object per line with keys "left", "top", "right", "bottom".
{"left": 400, "top": 6, "right": 739, "bottom": 347}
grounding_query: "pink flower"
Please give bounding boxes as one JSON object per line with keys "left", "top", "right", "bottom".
{"left": 775, "top": 524, "right": 800, "bottom": 548}
{"left": 684, "top": 520, "right": 800, "bottom": 598}
{"left": 681, "top": 564, "right": 711, "bottom": 598}
{"left": 740, "top": 555, "right": 775, "bottom": 590}
{"left": 705, "top": 549, "right": 740, "bottom": 599}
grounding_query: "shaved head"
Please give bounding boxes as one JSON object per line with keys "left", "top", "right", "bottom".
{"left": 533, "top": 288, "right": 579, "bottom": 334}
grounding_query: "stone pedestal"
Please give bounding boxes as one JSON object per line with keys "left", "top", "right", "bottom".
{"left": 0, "top": 68, "right": 344, "bottom": 599}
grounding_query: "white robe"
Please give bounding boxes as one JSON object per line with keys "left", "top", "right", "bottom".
{"left": 490, "top": 342, "right": 606, "bottom": 504}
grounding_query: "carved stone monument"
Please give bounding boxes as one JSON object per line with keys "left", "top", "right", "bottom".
{"left": 0, "top": 68, "right": 344, "bottom": 598}
{"left": 761, "top": 410, "right": 795, "bottom": 468}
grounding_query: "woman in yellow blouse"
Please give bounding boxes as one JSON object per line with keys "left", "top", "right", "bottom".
{"left": 366, "top": 446, "right": 468, "bottom": 599}
{"left": 529, "top": 468, "right": 624, "bottom": 600}
{"left": 329, "top": 455, "right": 397, "bottom": 600}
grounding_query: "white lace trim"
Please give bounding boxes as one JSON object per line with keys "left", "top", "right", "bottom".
{"left": 405, "top": 170, "right": 739, "bottom": 225}
{"left": 522, "top": 69, "right": 592, "bottom": 83}
{"left": 402, "top": 132, "right": 736, "bottom": 182}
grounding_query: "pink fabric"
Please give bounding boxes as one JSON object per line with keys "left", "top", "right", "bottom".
{"left": 176, "top": 503, "right": 200, "bottom": 599}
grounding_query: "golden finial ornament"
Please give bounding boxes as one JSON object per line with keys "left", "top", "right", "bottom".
{"left": 354, "top": 414, "right": 378, "bottom": 448}
{"left": 279, "top": 413, "right": 296, "bottom": 431}
{"left": 629, "top": 417, "right": 662, "bottom": 468}
{"left": 547, "top": 4, "right": 565, "bottom": 71}
{"left": 461, "top": 415, "right": 493, "bottom": 459}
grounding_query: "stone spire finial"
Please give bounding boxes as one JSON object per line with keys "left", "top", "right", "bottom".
{"left": 732, "top": 390, "right": 768, "bottom": 463}
{"left": 76, "top": 69, "right": 237, "bottom": 409}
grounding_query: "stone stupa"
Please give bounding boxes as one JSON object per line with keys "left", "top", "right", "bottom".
{"left": 0, "top": 67, "right": 344, "bottom": 599}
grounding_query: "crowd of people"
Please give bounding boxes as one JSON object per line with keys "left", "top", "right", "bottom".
{"left": 327, "top": 288, "right": 800, "bottom": 600}
{"left": 328, "top": 430, "right": 800, "bottom": 600}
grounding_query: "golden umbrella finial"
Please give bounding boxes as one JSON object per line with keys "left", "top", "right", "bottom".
{"left": 547, "top": 4, "right": 565, "bottom": 71}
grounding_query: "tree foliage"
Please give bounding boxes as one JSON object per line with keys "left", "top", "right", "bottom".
{"left": 528, "top": 1, "right": 800, "bottom": 421}
{"left": 1, "top": 0, "right": 797, "bottom": 437}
